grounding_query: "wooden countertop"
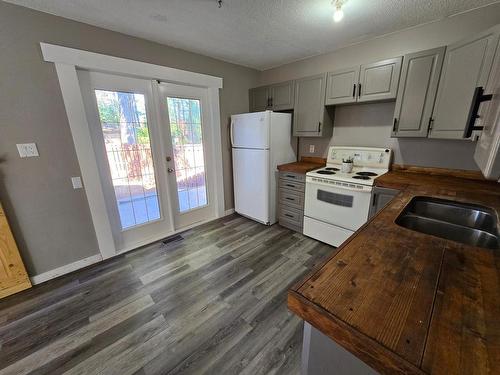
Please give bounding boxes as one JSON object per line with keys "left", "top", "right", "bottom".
{"left": 288, "top": 169, "right": 500, "bottom": 374}
{"left": 277, "top": 156, "right": 326, "bottom": 174}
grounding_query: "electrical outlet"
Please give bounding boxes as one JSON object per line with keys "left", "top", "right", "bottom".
{"left": 71, "top": 177, "right": 83, "bottom": 189}
{"left": 309, "top": 144, "right": 315, "bottom": 153}
{"left": 16, "top": 143, "right": 39, "bottom": 158}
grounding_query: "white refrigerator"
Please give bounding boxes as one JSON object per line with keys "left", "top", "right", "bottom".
{"left": 231, "top": 111, "right": 296, "bottom": 225}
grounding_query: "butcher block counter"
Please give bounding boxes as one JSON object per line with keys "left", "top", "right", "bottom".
{"left": 288, "top": 167, "right": 500, "bottom": 375}
{"left": 277, "top": 156, "right": 326, "bottom": 174}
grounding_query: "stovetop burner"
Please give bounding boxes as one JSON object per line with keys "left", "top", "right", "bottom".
{"left": 356, "top": 171, "right": 378, "bottom": 177}
{"left": 325, "top": 167, "right": 340, "bottom": 171}
{"left": 317, "top": 170, "right": 336, "bottom": 175}
{"left": 352, "top": 175, "right": 371, "bottom": 180}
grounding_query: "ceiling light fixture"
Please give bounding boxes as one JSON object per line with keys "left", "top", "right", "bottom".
{"left": 332, "top": 0, "right": 345, "bottom": 22}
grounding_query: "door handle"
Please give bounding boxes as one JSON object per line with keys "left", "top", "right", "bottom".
{"left": 230, "top": 121, "right": 235, "bottom": 146}
{"left": 167, "top": 168, "right": 175, "bottom": 173}
{"left": 166, "top": 156, "right": 172, "bottom": 162}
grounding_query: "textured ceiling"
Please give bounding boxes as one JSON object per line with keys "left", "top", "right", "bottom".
{"left": 4, "top": 0, "right": 500, "bottom": 70}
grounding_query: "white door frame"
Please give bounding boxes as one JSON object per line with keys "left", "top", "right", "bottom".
{"left": 41, "top": 43, "right": 225, "bottom": 259}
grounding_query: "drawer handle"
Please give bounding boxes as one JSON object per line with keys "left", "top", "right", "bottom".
{"left": 285, "top": 174, "right": 296, "bottom": 179}
{"left": 285, "top": 197, "right": 295, "bottom": 201}
{"left": 285, "top": 213, "right": 294, "bottom": 218}
{"left": 285, "top": 184, "right": 296, "bottom": 188}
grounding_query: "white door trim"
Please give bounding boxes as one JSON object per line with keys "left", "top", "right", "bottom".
{"left": 54, "top": 63, "right": 116, "bottom": 259}
{"left": 41, "top": 43, "right": 223, "bottom": 89}
{"left": 43, "top": 43, "right": 225, "bottom": 260}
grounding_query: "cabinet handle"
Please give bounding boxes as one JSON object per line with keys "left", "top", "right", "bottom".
{"left": 358, "top": 83, "right": 362, "bottom": 97}
{"left": 427, "top": 117, "right": 434, "bottom": 132}
{"left": 352, "top": 84, "right": 356, "bottom": 98}
{"left": 392, "top": 118, "right": 398, "bottom": 132}
{"left": 318, "top": 122, "right": 322, "bottom": 133}
{"left": 285, "top": 197, "right": 295, "bottom": 201}
{"left": 270, "top": 97, "right": 273, "bottom": 108}
{"left": 464, "top": 86, "right": 492, "bottom": 138}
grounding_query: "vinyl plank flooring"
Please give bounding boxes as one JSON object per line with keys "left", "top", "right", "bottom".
{"left": 0, "top": 214, "right": 335, "bottom": 374}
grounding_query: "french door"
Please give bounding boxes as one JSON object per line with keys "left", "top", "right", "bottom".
{"left": 78, "top": 72, "right": 217, "bottom": 253}
{"left": 78, "top": 71, "right": 171, "bottom": 252}
{"left": 156, "top": 83, "right": 216, "bottom": 229}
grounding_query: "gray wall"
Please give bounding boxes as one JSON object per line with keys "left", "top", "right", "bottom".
{"left": 258, "top": 4, "right": 500, "bottom": 169}
{"left": 0, "top": 2, "right": 259, "bottom": 275}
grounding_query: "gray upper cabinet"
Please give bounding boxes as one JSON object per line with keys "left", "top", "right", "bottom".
{"left": 325, "top": 57, "right": 402, "bottom": 105}
{"left": 392, "top": 47, "right": 446, "bottom": 138}
{"left": 358, "top": 57, "right": 402, "bottom": 102}
{"left": 430, "top": 25, "right": 500, "bottom": 139}
{"left": 249, "top": 81, "right": 294, "bottom": 112}
{"left": 249, "top": 86, "right": 270, "bottom": 112}
{"left": 293, "top": 73, "right": 333, "bottom": 137}
{"left": 325, "top": 66, "right": 360, "bottom": 105}
{"left": 269, "top": 80, "right": 295, "bottom": 111}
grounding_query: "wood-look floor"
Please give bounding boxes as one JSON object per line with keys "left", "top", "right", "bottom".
{"left": 0, "top": 214, "right": 334, "bottom": 375}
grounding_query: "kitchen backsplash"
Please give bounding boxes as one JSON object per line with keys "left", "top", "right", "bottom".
{"left": 298, "top": 102, "right": 480, "bottom": 171}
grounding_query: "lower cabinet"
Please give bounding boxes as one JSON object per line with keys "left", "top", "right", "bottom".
{"left": 278, "top": 172, "right": 305, "bottom": 233}
{"left": 368, "top": 186, "right": 400, "bottom": 219}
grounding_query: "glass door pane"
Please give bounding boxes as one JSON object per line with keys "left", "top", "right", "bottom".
{"left": 94, "top": 90, "right": 161, "bottom": 229}
{"left": 166, "top": 97, "right": 208, "bottom": 212}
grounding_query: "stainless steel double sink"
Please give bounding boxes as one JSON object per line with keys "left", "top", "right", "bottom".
{"left": 396, "top": 196, "right": 500, "bottom": 249}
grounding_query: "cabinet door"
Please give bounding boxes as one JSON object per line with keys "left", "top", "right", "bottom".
{"left": 293, "top": 73, "right": 331, "bottom": 137}
{"left": 430, "top": 26, "right": 500, "bottom": 139}
{"left": 368, "top": 187, "right": 400, "bottom": 219}
{"left": 392, "top": 47, "right": 445, "bottom": 138}
{"left": 270, "top": 80, "right": 295, "bottom": 111}
{"left": 325, "top": 66, "right": 360, "bottom": 105}
{"left": 249, "top": 86, "right": 270, "bottom": 112}
{"left": 0, "top": 202, "right": 31, "bottom": 299}
{"left": 358, "top": 57, "right": 402, "bottom": 102}
{"left": 474, "top": 38, "right": 500, "bottom": 180}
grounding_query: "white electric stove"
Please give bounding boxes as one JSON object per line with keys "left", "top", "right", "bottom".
{"left": 303, "top": 146, "right": 392, "bottom": 247}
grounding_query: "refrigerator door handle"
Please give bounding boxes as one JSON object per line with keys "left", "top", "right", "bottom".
{"left": 230, "top": 120, "right": 235, "bottom": 147}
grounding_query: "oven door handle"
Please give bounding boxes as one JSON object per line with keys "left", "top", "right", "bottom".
{"left": 306, "top": 180, "right": 372, "bottom": 193}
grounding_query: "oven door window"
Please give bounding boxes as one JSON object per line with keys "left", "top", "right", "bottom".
{"left": 317, "top": 189, "right": 353, "bottom": 207}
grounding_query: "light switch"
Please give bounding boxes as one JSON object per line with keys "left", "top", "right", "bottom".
{"left": 16, "top": 143, "right": 39, "bottom": 158}
{"left": 309, "top": 144, "right": 315, "bottom": 153}
{"left": 71, "top": 177, "right": 83, "bottom": 189}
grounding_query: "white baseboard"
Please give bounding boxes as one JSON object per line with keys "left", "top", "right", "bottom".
{"left": 224, "top": 208, "right": 235, "bottom": 216}
{"left": 30, "top": 254, "right": 102, "bottom": 285}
